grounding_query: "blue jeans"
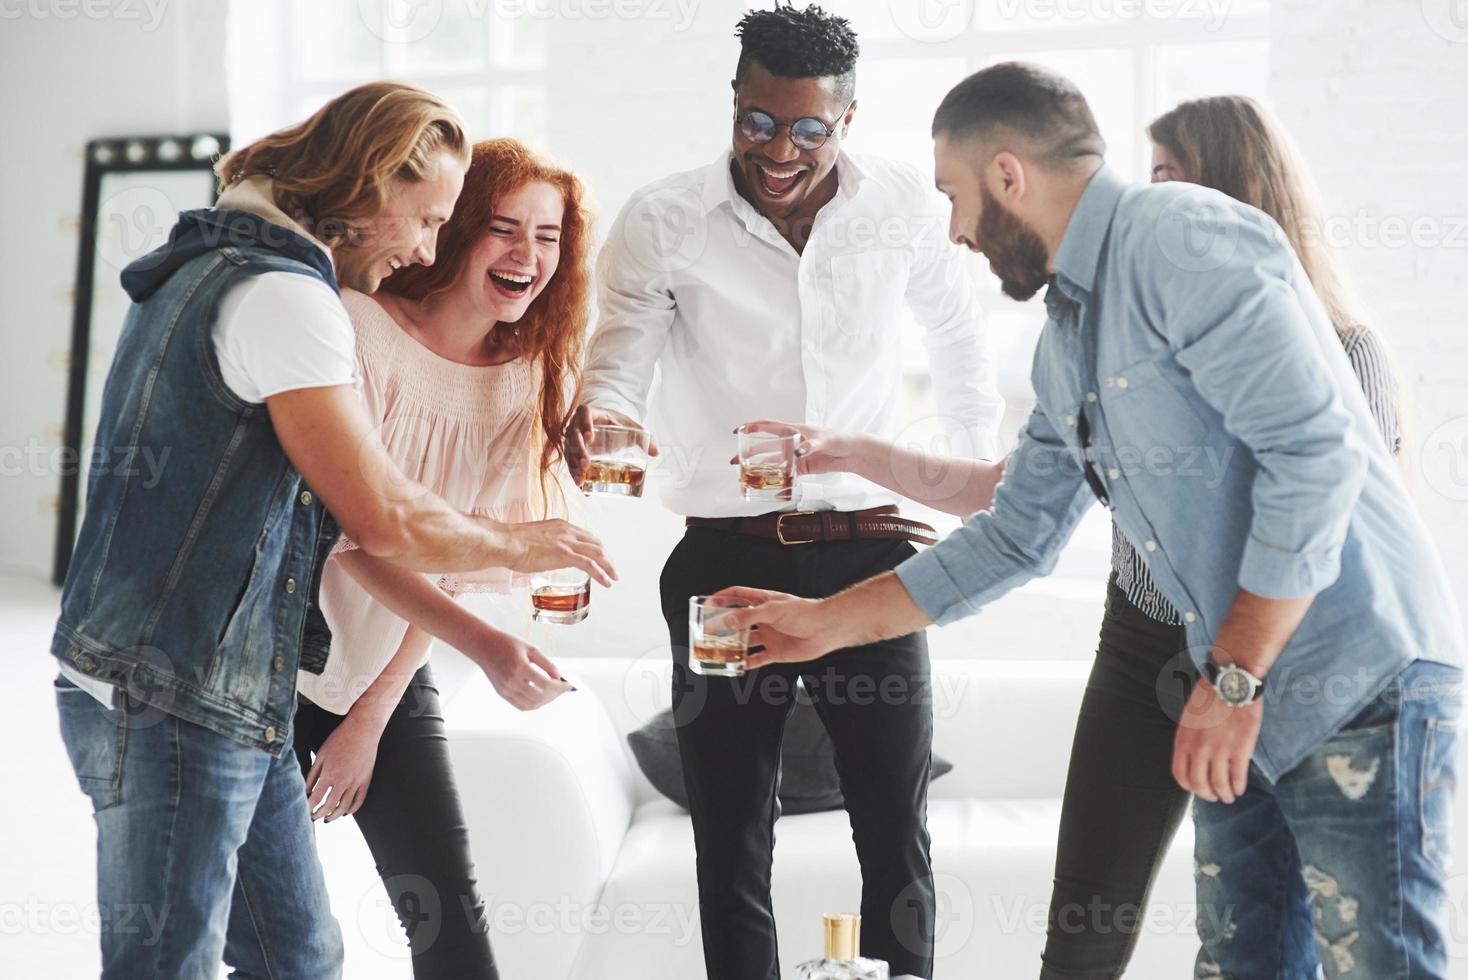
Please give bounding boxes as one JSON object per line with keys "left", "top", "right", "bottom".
{"left": 55, "top": 674, "right": 343, "bottom": 979}
{"left": 1193, "top": 660, "right": 1463, "bottom": 979}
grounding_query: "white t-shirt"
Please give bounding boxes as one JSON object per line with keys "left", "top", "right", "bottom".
{"left": 60, "top": 271, "right": 358, "bottom": 708}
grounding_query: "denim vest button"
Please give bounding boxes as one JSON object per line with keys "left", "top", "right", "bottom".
{"left": 1144, "top": 540, "right": 1158, "bottom": 552}
{"left": 264, "top": 726, "right": 277, "bottom": 742}
{"left": 299, "top": 490, "right": 313, "bottom": 506}
{"left": 284, "top": 578, "right": 297, "bottom": 594}
{"left": 272, "top": 656, "right": 284, "bottom": 672}
{"left": 1184, "top": 611, "right": 1197, "bottom": 623}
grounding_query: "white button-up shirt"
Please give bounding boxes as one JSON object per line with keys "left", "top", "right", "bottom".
{"left": 582, "top": 150, "right": 1004, "bottom": 518}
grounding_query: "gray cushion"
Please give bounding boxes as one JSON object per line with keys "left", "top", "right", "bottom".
{"left": 626, "top": 697, "right": 953, "bottom": 815}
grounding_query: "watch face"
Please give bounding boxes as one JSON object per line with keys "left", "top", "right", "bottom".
{"left": 1218, "top": 669, "right": 1252, "bottom": 704}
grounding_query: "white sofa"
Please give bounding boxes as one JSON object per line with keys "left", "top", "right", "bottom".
{"left": 439, "top": 655, "right": 1204, "bottom": 979}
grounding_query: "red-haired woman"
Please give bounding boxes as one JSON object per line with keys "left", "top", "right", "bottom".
{"left": 292, "top": 138, "right": 593, "bottom": 979}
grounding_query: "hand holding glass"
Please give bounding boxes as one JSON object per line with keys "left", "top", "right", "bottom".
{"left": 580, "top": 423, "right": 650, "bottom": 497}
{"left": 736, "top": 424, "right": 798, "bottom": 501}
{"left": 689, "top": 595, "right": 753, "bottom": 677}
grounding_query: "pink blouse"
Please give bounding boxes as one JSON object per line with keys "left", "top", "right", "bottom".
{"left": 296, "top": 289, "right": 560, "bottom": 714}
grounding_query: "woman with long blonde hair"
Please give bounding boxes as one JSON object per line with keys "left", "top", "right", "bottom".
{"left": 291, "top": 138, "right": 594, "bottom": 979}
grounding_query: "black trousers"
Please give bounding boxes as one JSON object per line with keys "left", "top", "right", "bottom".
{"left": 293, "top": 664, "right": 498, "bottom": 980}
{"left": 1039, "top": 578, "right": 1196, "bottom": 979}
{"left": 660, "top": 527, "right": 937, "bottom": 980}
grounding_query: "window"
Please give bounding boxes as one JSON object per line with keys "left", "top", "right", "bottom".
{"left": 227, "top": 0, "right": 548, "bottom": 147}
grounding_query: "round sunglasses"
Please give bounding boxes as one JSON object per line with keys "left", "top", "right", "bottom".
{"left": 735, "top": 99, "right": 853, "bottom": 151}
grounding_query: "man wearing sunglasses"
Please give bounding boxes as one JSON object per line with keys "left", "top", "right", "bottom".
{"left": 565, "top": 6, "right": 1002, "bottom": 979}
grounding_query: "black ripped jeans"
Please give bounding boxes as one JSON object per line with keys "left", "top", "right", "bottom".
{"left": 293, "top": 664, "right": 498, "bottom": 980}
{"left": 1039, "top": 576, "right": 1196, "bottom": 979}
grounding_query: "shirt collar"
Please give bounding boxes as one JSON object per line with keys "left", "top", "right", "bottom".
{"left": 1050, "top": 163, "right": 1126, "bottom": 304}
{"left": 702, "top": 147, "right": 868, "bottom": 215}
{"left": 215, "top": 175, "right": 336, "bottom": 270}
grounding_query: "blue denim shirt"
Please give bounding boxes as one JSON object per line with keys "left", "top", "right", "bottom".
{"left": 896, "top": 165, "right": 1464, "bottom": 782}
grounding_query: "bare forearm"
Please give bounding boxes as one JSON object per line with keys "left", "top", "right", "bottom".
{"left": 846, "top": 434, "right": 1003, "bottom": 517}
{"left": 361, "top": 501, "right": 520, "bottom": 574}
{"left": 1212, "top": 587, "right": 1315, "bottom": 677}
{"left": 334, "top": 549, "right": 491, "bottom": 657}
{"left": 348, "top": 625, "right": 432, "bottom": 729}
{"left": 822, "top": 571, "right": 935, "bottom": 649}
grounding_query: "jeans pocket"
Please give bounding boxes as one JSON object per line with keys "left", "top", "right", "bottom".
{"left": 55, "top": 676, "right": 126, "bottom": 811}
{"left": 1420, "top": 717, "right": 1460, "bottom": 876}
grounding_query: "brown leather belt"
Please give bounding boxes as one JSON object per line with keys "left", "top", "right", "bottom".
{"left": 685, "top": 505, "right": 937, "bottom": 547}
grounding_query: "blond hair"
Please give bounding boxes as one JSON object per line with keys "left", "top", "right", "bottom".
{"left": 216, "top": 81, "right": 469, "bottom": 245}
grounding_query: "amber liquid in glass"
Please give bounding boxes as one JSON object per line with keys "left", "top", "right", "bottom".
{"left": 580, "top": 458, "right": 646, "bottom": 497}
{"left": 531, "top": 582, "right": 590, "bottom": 623}
{"left": 740, "top": 462, "right": 794, "bottom": 499}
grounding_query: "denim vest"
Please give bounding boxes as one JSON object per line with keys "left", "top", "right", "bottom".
{"left": 52, "top": 208, "right": 342, "bottom": 755}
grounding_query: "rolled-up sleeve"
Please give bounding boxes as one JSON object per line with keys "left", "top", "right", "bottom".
{"left": 1147, "top": 203, "right": 1366, "bottom": 599}
{"left": 895, "top": 404, "right": 1094, "bottom": 625}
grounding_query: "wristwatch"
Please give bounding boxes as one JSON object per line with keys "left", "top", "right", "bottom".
{"left": 1203, "top": 660, "right": 1266, "bottom": 707}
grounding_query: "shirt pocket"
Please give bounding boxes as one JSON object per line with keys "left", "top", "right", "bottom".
{"left": 1102, "top": 355, "right": 1211, "bottom": 474}
{"left": 828, "top": 249, "right": 910, "bottom": 345}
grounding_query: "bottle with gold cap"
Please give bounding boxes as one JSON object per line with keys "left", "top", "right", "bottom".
{"left": 795, "top": 913, "right": 889, "bottom": 979}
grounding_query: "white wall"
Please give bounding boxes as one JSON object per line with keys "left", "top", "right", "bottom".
{"left": 2, "top": 0, "right": 1466, "bottom": 617}
{"left": 0, "top": 0, "right": 230, "bottom": 579}
{"left": 1269, "top": 0, "right": 1468, "bottom": 600}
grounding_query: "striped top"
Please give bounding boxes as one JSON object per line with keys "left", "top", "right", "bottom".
{"left": 1113, "top": 324, "right": 1401, "bottom": 624}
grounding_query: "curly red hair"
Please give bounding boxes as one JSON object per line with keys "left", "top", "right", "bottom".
{"left": 380, "top": 138, "right": 591, "bottom": 508}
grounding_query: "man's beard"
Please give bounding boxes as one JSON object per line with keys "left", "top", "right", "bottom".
{"left": 978, "top": 184, "right": 1050, "bottom": 302}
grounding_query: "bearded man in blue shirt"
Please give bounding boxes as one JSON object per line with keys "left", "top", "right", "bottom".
{"left": 719, "top": 62, "right": 1465, "bottom": 979}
